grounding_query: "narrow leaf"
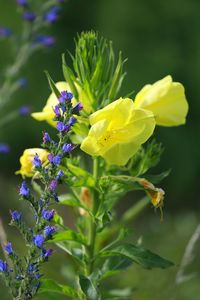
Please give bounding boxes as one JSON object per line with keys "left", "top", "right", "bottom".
{"left": 45, "top": 71, "right": 60, "bottom": 98}
{"left": 39, "top": 278, "right": 77, "bottom": 298}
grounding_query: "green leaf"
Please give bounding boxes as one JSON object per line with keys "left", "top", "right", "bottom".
{"left": 62, "top": 54, "right": 79, "bottom": 99}
{"left": 39, "top": 278, "right": 77, "bottom": 298}
{"left": 100, "top": 244, "right": 174, "bottom": 269}
{"left": 79, "top": 275, "right": 101, "bottom": 300}
{"left": 45, "top": 71, "right": 60, "bottom": 98}
{"left": 67, "top": 163, "right": 95, "bottom": 187}
{"left": 55, "top": 241, "right": 85, "bottom": 265}
{"left": 50, "top": 229, "right": 87, "bottom": 246}
{"left": 59, "top": 193, "right": 84, "bottom": 208}
{"left": 100, "top": 256, "right": 133, "bottom": 280}
{"left": 53, "top": 213, "right": 64, "bottom": 226}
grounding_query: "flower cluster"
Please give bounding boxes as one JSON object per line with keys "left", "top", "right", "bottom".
{"left": 0, "top": 90, "right": 81, "bottom": 299}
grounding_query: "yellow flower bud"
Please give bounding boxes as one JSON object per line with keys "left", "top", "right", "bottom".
{"left": 134, "top": 75, "right": 189, "bottom": 126}
{"left": 81, "top": 98, "right": 155, "bottom": 166}
{"left": 16, "top": 148, "right": 49, "bottom": 177}
{"left": 31, "top": 82, "right": 70, "bottom": 127}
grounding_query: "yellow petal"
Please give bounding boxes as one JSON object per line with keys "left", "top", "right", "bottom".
{"left": 134, "top": 75, "right": 189, "bottom": 126}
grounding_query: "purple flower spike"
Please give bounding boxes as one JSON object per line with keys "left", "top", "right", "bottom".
{"left": 11, "top": 210, "right": 22, "bottom": 221}
{"left": 4, "top": 242, "right": 13, "bottom": 255}
{"left": 42, "top": 209, "right": 55, "bottom": 221}
{"left": 0, "top": 27, "right": 12, "bottom": 37}
{"left": 19, "top": 105, "right": 31, "bottom": 116}
{"left": 0, "top": 143, "right": 10, "bottom": 154}
{"left": 44, "top": 6, "right": 60, "bottom": 23}
{"left": 49, "top": 179, "right": 58, "bottom": 191}
{"left": 19, "top": 181, "right": 30, "bottom": 197}
{"left": 33, "top": 234, "right": 45, "bottom": 248}
{"left": 56, "top": 121, "right": 65, "bottom": 132}
{"left": 23, "top": 11, "right": 36, "bottom": 22}
{"left": 0, "top": 260, "right": 8, "bottom": 272}
{"left": 32, "top": 154, "right": 42, "bottom": 167}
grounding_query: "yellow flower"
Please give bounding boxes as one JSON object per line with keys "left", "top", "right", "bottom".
{"left": 16, "top": 148, "right": 49, "bottom": 177}
{"left": 81, "top": 98, "right": 155, "bottom": 165}
{"left": 31, "top": 82, "right": 70, "bottom": 127}
{"left": 134, "top": 75, "right": 189, "bottom": 126}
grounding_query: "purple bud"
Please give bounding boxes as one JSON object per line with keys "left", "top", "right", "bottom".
{"left": 23, "top": 11, "right": 36, "bottom": 22}
{"left": 18, "top": 105, "right": 31, "bottom": 116}
{"left": 0, "top": 143, "right": 10, "bottom": 154}
{"left": 32, "top": 154, "right": 42, "bottom": 167}
{"left": 56, "top": 170, "right": 64, "bottom": 179}
{"left": 19, "top": 181, "right": 30, "bottom": 197}
{"left": 0, "top": 27, "right": 12, "bottom": 37}
{"left": 16, "top": 0, "right": 27, "bottom": 6}
{"left": 36, "top": 35, "right": 55, "bottom": 47}
{"left": 53, "top": 105, "right": 61, "bottom": 117}
{"left": 10, "top": 210, "right": 21, "bottom": 221}
{"left": 33, "top": 234, "right": 45, "bottom": 248}
{"left": 4, "top": 242, "right": 13, "bottom": 255}
{"left": 48, "top": 153, "right": 54, "bottom": 163}
{"left": 0, "top": 260, "right": 8, "bottom": 272}
{"left": 56, "top": 121, "right": 65, "bottom": 132}
{"left": 72, "top": 102, "right": 83, "bottom": 114}
{"left": 62, "top": 143, "right": 75, "bottom": 153}
{"left": 49, "top": 179, "right": 58, "bottom": 191}
{"left": 52, "top": 155, "right": 61, "bottom": 166}
{"left": 68, "top": 116, "right": 76, "bottom": 126}
{"left": 44, "top": 6, "right": 60, "bottom": 23}
{"left": 44, "top": 225, "right": 56, "bottom": 237}
{"left": 42, "top": 248, "right": 53, "bottom": 260}
{"left": 42, "top": 209, "right": 55, "bottom": 221}
{"left": 43, "top": 132, "right": 51, "bottom": 143}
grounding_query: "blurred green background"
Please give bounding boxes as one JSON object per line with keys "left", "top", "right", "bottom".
{"left": 0, "top": 0, "right": 199, "bottom": 299}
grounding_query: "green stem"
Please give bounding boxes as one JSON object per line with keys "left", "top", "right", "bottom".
{"left": 87, "top": 157, "right": 99, "bottom": 275}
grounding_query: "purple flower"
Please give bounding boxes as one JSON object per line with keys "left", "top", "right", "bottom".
{"left": 56, "top": 170, "right": 64, "bottom": 179}
{"left": 42, "top": 248, "right": 53, "bottom": 260}
{"left": 49, "top": 179, "right": 58, "bottom": 191}
{"left": 48, "top": 153, "right": 54, "bottom": 163}
{"left": 44, "top": 225, "right": 56, "bottom": 237}
{"left": 33, "top": 234, "right": 45, "bottom": 248}
{"left": 27, "top": 263, "right": 37, "bottom": 274}
{"left": 0, "top": 260, "right": 8, "bottom": 272}
{"left": 17, "top": 77, "right": 28, "bottom": 87}
{"left": 18, "top": 105, "right": 31, "bottom": 116}
{"left": 32, "top": 154, "right": 42, "bottom": 167}
{"left": 56, "top": 121, "right": 65, "bottom": 132}
{"left": 62, "top": 143, "right": 75, "bottom": 153}
{"left": 43, "top": 132, "right": 51, "bottom": 144}
{"left": 72, "top": 102, "right": 83, "bottom": 114}
{"left": 53, "top": 105, "right": 61, "bottom": 117}
{"left": 23, "top": 11, "right": 36, "bottom": 22}
{"left": 36, "top": 35, "right": 55, "bottom": 47}
{"left": 4, "top": 242, "right": 13, "bottom": 255}
{"left": 10, "top": 210, "right": 21, "bottom": 221}
{"left": 42, "top": 209, "right": 55, "bottom": 221}
{"left": 58, "top": 91, "right": 73, "bottom": 103}
{"left": 19, "top": 181, "right": 30, "bottom": 197}
{"left": 16, "top": 0, "right": 27, "bottom": 6}
{"left": 0, "top": 27, "right": 12, "bottom": 37}
{"left": 0, "top": 143, "right": 10, "bottom": 154}
{"left": 52, "top": 155, "right": 61, "bottom": 166}
{"left": 44, "top": 6, "right": 60, "bottom": 23}
{"left": 68, "top": 116, "right": 76, "bottom": 126}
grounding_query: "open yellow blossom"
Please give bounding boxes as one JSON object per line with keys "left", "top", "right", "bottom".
{"left": 134, "top": 75, "right": 189, "bottom": 126}
{"left": 81, "top": 98, "right": 155, "bottom": 165}
{"left": 31, "top": 82, "right": 70, "bottom": 127}
{"left": 16, "top": 148, "right": 49, "bottom": 177}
